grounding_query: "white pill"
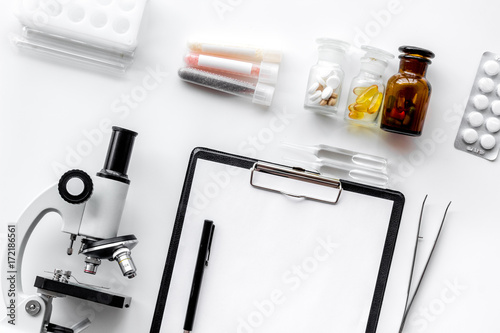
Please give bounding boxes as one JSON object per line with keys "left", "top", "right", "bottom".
{"left": 321, "top": 86, "right": 333, "bottom": 100}
{"left": 319, "top": 68, "right": 334, "bottom": 79}
{"left": 478, "top": 77, "right": 495, "bottom": 93}
{"left": 468, "top": 111, "right": 484, "bottom": 127}
{"left": 315, "top": 75, "right": 326, "bottom": 87}
{"left": 484, "top": 60, "right": 500, "bottom": 76}
{"left": 486, "top": 117, "right": 500, "bottom": 133}
{"left": 462, "top": 128, "right": 478, "bottom": 144}
{"left": 310, "top": 96, "right": 322, "bottom": 105}
{"left": 491, "top": 100, "right": 500, "bottom": 116}
{"left": 309, "top": 90, "right": 322, "bottom": 102}
{"left": 308, "top": 82, "right": 320, "bottom": 94}
{"left": 496, "top": 84, "right": 500, "bottom": 97}
{"left": 473, "top": 94, "right": 489, "bottom": 110}
{"left": 480, "top": 134, "right": 496, "bottom": 150}
{"left": 326, "top": 75, "right": 340, "bottom": 90}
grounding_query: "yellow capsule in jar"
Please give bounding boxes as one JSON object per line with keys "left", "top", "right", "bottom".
{"left": 353, "top": 86, "right": 369, "bottom": 96}
{"left": 349, "top": 111, "right": 364, "bottom": 119}
{"left": 353, "top": 103, "right": 368, "bottom": 113}
{"left": 367, "top": 92, "right": 383, "bottom": 114}
{"left": 356, "top": 85, "right": 378, "bottom": 104}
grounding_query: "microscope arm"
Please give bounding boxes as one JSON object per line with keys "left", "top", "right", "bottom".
{"left": 2, "top": 183, "right": 85, "bottom": 302}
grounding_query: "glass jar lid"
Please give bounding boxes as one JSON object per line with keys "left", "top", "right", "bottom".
{"left": 399, "top": 45, "right": 435, "bottom": 63}
{"left": 362, "top": 45, "right": 395, "bottom": 62}
{"left": 316, "top": 38, "right": 350, "bottom": 53}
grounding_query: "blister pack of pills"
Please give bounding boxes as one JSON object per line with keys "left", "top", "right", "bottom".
{"left": 13, "top": 0, "right": 149, "bottom": 72}
{"left": 454, "top": 52, "right": 500, "bottom": 161}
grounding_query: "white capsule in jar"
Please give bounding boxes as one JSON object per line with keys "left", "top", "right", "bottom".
{"left": 326, "top": 75, "right": 341, "bottom": 90}
{"left": 308, "top": 82, "right": 320, "bottom": 94}
{"left": 321, "top": 86, "right": 333, "bottom": 100}
{"left": 315, "top": 75, "right": 326, "bottom": 87}
{"left": 309, "top": 90, "right": 322, "bottom": 103}
{"left": 319, "top": 68, "right": 334, "bottom": 79}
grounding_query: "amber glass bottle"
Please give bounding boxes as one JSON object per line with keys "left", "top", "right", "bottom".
{"left": 380, "top": 46, "right": 435, "bottom": 136}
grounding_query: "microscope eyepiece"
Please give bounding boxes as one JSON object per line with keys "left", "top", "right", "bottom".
{"left": 97, "top": 126, "right": 138, "bottom": 184}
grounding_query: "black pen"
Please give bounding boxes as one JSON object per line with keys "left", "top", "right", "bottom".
{"left": 183, "top": 220, "right": 215, "bottom": 333}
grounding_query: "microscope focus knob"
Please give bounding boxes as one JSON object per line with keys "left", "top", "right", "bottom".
{"left": 58, "top": 170, "right": 93, "bottom": 204}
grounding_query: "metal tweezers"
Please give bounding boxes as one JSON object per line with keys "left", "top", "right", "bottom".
{"left": 399, "top": 195, "right": 452, "bottom": 333}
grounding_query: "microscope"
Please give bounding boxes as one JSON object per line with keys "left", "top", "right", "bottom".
{"left": 1, "top": 126, "right": 139, "bottom": 333}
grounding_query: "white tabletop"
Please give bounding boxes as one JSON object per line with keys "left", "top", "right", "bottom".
{"left": 1, "top": 0, "right": 499, "bottom": 332}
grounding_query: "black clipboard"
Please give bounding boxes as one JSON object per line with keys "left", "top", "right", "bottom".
{"left": 150, "top": 147, "right": 405, "bottom": 333}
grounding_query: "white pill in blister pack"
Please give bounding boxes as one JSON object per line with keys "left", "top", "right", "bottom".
{"left": 454, "top": 52, "right": 500, "bottom": 161}
{"left": 478, "top": 78, "right": 495, "bottom": 93}
{"left": 486, "top": 117, "right": 500, "bottom": 133}
{"left": 462, "top": 128, "right": 478, "bottom": 144}
{"left": 491, "top": 100, "right": 500, "bottom": 116}
{"left": 480, "top": 134, "right": 496, "bottom": 150}
{"left": 468, "top": 112, "right": 484, "bottom": 127}
{"left": 473, "top": 94, "right": 489, "bottom": 110}
{"left": 484, "top": 60, "right": 500, "bottom": 76}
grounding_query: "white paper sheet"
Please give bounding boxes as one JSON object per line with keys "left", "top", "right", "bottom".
{"left": 160, "top": 159, "right": 394, "bottom": 333}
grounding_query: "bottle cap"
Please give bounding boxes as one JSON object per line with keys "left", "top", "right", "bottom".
{"left": 258, "top": 62, "right": 280, "bottom": 84}
{"left": 252, "top": 82, "right": 275, "bottom": 106}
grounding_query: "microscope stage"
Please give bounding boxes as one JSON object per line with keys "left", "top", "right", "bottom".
{"left": 34, "top": 276, "right": 131, "bottom": 309}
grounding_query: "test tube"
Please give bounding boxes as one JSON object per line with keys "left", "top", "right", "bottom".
{"left": 178, "top": 67, "right": 275, "bottom": 106}
{"left": 187, "top": 40, "right": 282, "bottom": 63}
{"left": 184, "top": 53, "right": 280, "bottom": 84}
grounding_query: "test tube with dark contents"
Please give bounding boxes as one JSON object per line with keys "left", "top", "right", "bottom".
{"left": 178, "top": 67, "right": 275, "bottom": 106}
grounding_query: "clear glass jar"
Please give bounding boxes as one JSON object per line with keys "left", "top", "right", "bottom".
{"left": 380, "top": 46, "right": 435, "bottom": 136}
{"left": 304, "top": 38, "right": 350, "bottom": 116}
{"left": 344, "top": 46, "right": 394, "bottom": 126}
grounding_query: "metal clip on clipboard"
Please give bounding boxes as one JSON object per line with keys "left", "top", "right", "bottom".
{"left": 250, "top": 162, "right": 342, "bottom": 204}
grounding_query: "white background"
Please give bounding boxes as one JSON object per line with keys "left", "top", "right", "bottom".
{"left": 1, "top": 0, "right": 499, "bottom": 332}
